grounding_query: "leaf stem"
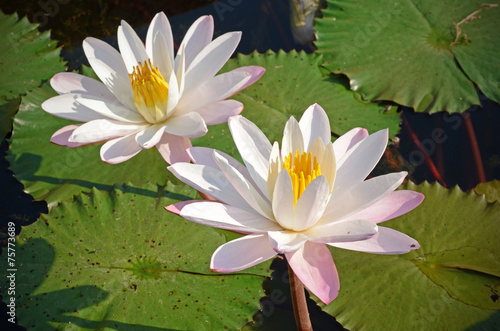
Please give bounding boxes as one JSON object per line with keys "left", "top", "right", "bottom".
{"left": 287, "top": 262, "right": 313, "bottom": 331}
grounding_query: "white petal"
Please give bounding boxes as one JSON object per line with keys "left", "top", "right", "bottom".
{"left": 306, "top": 136, "right": 326, "bottom": 164}
{"left": 100, "top": 134, "right": 142, "bottom": 164}
{"left": 166, "top": 70, "right": 180, "bottom": 117}
{"left": 69, "top": 119, "right": 145, "bottom": 144}
{"left": 175, "top": 15, "right": 214, "bottom": 71}
{"left": 184, "top": 31, "right": 242, "bottom": 92}
{"left": 329, "top": 226, "right": 419, "bottom": 254}
{"left": 42, "top": 94, "right": 108, "bottom": 122}
{"left": 50, "top": 72, "right": 115, "bottom": 99}
{"left": 304, "top": 219, "right": 377, "bottom": 243}
{"left": 267, "top": 230, "right": 309, "bottom": 253}
{"left": 272, "top": 170, "right": 295, "bottom": 230}
{"left": 168, "top": 163, "right": 256, "bottom": 213}
{"left": 192, "top": 100, "right": 243, "bottom": 126}
{"left": 176, "top": 71, "right": 251, "bottom": 114}
{"left": 213, "top": 151, "right": 274, "bottom": 219}
{"left": 165, "top": 112, "right": 207, "bottom": 138}
{"left": 156, "top": 133, "right": 191, "bottom": 164}
{"left": 320, "top": 172, "right": 408, "bottom": 226}
{"left": 281, "top": 116, "right": 304, "bottom": 158}
{"left": 180, "top": 201, "right": 280, "bottom": 234}
{"left": 321, "top": 142, "right": 336, "bottom": 191}
{"left": 74, "top": 94, "right": 144, "bottom": 123}
{"left": 211, "top": 234, "right": 277, "bottom": 273}
{"left": 82, "top": 37, "right": 135, "bottom": 110}
{"left": 189, "top": 147, "right": 255, "bottom": 185}
{"left": 135, "top": 124, "right": 167, "bottom": 149}
{"left": 228, "top": 116, "right": 272, "bottom": 197}
{"left": 50, "top": 125, "right": 86, "bottom": 147}
{"left": 117, "top": 20, "right": 149, "bottom": 72}
{"left": 333, "top": 127, "right": 369, "bottom": 161}
{"left": 176, "top": 44, "right": 186, "bottom": 96}
{"left": 299, "top": 104, "right": 331, "bottom": 151}
{"left": 267, "top": 142, "right": 282, "bottom": 201}
{"left": 146, "top": 12, "right": 174, "bottom": 72}
{"left": 334, "top": 129, "right": 388, "bottom": 190}
{"left": 152, "top": 31, "right": 174, "bottom": 82}
{"left": 293, "top": 176, "right": 330, "bottom": 231}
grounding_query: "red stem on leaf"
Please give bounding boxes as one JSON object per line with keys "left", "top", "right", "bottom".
{"left": 464, "top": 115, "right": 486, "bottom": 183}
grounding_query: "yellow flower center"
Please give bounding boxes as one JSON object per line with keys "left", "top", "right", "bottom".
{"left": 283, "top": 149, "right": 321, "bottom": 206}
{"left": 129, "top": 59, "right": 169, "bottom": 124}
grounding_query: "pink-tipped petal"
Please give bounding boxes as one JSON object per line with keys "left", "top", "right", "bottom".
{"left": 285, "top": 241, "right": 339, "bottom": 305}
{"left": 156, "top": 133, "right": 192, "bottom": 164}
{"left": 165, "top": 200, "right": 202, "bottom": 215}
{"left": 211, "top": 234, "right": 277, "bottom": 273}
{"left": 321, "top": 172, "right": 408, "bottom": 226}
{"left": 329, "top": 226, "right": 420, "bottom": 254}
{"left": 344, "top": 190, "right": 425, "bottom": 224}
{"left": 229, "top": 66, "right": 266, "bottom": 89}
{"left": 178, "top": 201, "right": 280, "bottom": 234}
{"left": 194, "top": 100, "right": 243, "bottom": 126}
{"left": 299, "top": 104, "right": 331, "bottom": 151}
{"left": 50, "top": 73, "right": 115, "bottom": 99}
{"left": 42, "top": 94, "right": 110, "bottom": 122}
{"left": 332, "top": 127, "right": 369, "bottom": 161}
{"left": 100, "top": 134, "right": 142, "bottom": 164}
{"left": 50, "top": 125, "right": 86, "bottom": 147}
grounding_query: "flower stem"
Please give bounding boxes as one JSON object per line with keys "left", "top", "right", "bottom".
{"left": 287, "top": 262, "right": 313, "bottom": 331}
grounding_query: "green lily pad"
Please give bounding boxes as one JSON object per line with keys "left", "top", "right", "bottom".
{"left": 194, "top": 50, "right": 401, "bottom": 158}
{"left": 319, "top": 182, "right": 500, "bottom": 330}
{"left": 0, "top": 12, "right": 65, "bottom": 140}
{"left": 6, "top": 85, "right": 173, "bottom": 208}
{"left": 475, "top": 180, "right": 500, "bottom": 203}
{"left": 315, "top": 0, "right": 500, "bottom": 113}
{"left": 0, "top": 182, "right": 270, "bottom": 330}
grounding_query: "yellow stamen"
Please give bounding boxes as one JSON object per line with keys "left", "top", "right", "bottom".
{"left": 283, "top": 150, "right": 321, "bottom": 206}
{"left": 129, "top": 59, "right": 169, "bottom": 124}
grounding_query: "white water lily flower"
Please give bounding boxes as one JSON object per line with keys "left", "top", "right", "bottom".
{"left": 166, "top": 104, "right": 423, "bottom": 304}
{"left": 42, "top": 12, "right": 264, "bottom": 164}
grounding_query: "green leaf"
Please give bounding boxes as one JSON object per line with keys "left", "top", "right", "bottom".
{"left": 315, "top": 0, "right": 500, "bottom": 113}
{"left": 474, "top": 180, "right": 500, "bottom": 203}
{"left": 0, "top": 12, "right": 65, "bottom": 140}
{"left": 0, "top": 183, "right": 270, "bottom": 330}
{"left": 319, "top": 182, "right": 500, "bottom": 330}
{"left": 7, "top": 85, "right": 174, "bottom": 208}
{"left": 193, "top": 50, "right": 401, "bottom": 157}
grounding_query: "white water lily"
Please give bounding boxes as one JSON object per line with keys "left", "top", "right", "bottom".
{"left": 42, "top": 12, "right": 264, "bottom": 164}
{"left": 166, "top": 104, "right": 423, "bottom": 304}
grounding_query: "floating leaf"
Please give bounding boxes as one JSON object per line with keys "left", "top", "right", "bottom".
{"left": 315, "top": 0, "right": 500, "bottom": 113}
{"left": 0, "top": 12, "right": 65, "bottom": 140}
{"left": 319, "top": 182, "right": 500, "bottom": 330}
{"left": 0, "top": 183, "right": 270, "bottom": 330}
{"left": 475, "top": 180, "right": 500, "bottom": 203}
